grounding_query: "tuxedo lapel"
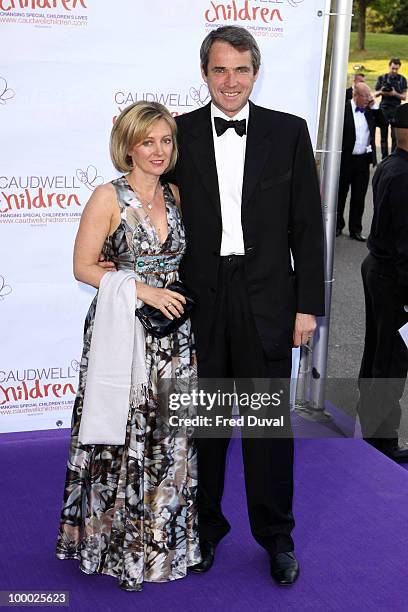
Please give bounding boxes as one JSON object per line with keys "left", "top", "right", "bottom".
{"left": 364, "top": 108, "right": 375, "bottom": 134}
{"left": 346, "top": 102, "right": 356, "bottom": 145}
{"left": 185, "top": 103, "right": 221, "bottom": 218}
{"left": 242, "top": 102, "right": 273, "bottom": 211}
{"left": 364, "top": 109, "right": 377, "bottom": 164}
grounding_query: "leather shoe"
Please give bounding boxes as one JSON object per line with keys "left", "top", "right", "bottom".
{"left": 349, "top": 232, "right": 366, "bottom": 242}
{"left": 189, "top": 541, "right": 217, "bottom": 574}
{"left": 336, "top": 228, "right": 343, "bottom": 237}
{"left": 385, "top": 446, "right": 408, "bottom": 463}
{"left": 270, "top": 551, "right": 299, "bottom": 585}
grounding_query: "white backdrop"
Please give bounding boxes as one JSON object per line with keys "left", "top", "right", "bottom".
{"left": 0, "top": 0, "right": 329, "bottom": 433}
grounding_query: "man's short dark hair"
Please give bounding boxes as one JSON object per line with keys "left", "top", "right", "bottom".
{"left": 200, "top": 26, "right": 261, "bottom": 76}
{"left": 389, "top": 58, "right": 402, "bottom": 66}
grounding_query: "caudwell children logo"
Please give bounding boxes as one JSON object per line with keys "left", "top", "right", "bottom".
{"left": 0, "top": 362, "right": 77, "bottom": 407}
{"left": 112, "top": 86, "right": 211, "bottom": 121}
{"left": 0, "top": 0, "right": 88, "bottom": 28}
{"left": 0, "top": 165, "right": 104, "bottom": 226}
{"left": 202, "top": 0, "right": 306, "bottom": 37}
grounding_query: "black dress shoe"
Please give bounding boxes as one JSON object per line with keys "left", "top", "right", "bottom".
{"left": 189, "top": 541, "right": 217, "bottom": 574}
{"left": 270, "top": 551, "right": 299, "bottom": 585}
{"left": 349, "top": 232, "right": 367, "bottom": 242}
{"left": 385, "top": 446, "right": 408, "bottom": 463}
{"left": 336, "top": 228, "right": 343, "bottom": 237}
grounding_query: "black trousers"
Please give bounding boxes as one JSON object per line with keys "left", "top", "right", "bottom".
{"left": 380, "top": 106, "right": 397, "bottom": 159}
{"left": 337, "top": 154, "right": 371, "bottom": 235}
{"left": 358, "top": 254, "right": 408, "bottom": 452}
{"left": 196, "top": 255, "right": 294, "bottom": 555}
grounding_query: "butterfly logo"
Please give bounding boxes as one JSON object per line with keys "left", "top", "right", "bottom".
{"left": 76, "top": 165, "right": 104, "bottom": 191}
{"left": 0, "top": 275, "right": 12, "bottom": 301}
{"left": 70, "top": 359, "right": 80, "bottom": 372}
{"left": 189, "top": 84, "right": 210, "bottom": 108}
{"left": 0, "top": 77, "right": 15, "bottom": 106}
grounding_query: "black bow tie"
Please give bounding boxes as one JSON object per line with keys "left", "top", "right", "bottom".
{"left": 214, "top": 117, "right": 246, "bottom": 137}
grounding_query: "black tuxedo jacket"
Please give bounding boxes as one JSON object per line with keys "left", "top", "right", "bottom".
{"left": 341, "top": 101, "right": 386, "bottom": 167}
{"left": 172, "top": 101, "right": 325, "bottom": 359}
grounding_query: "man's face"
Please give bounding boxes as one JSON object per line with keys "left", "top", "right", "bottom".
{"left": 389, "top": 62, "right": 400, "bottom": 75}
{"left": 202, "top": 41, "right": 258, "bottom": 117}
{"left": 353, "top": 75, "right": 365, "bottom": 86}
{"left": 353, "top": 84, "right": 373, "bottom": 109}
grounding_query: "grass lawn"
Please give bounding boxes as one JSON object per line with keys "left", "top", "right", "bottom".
{"left": 348, "top": 32, "right": 408, "bottom": 88}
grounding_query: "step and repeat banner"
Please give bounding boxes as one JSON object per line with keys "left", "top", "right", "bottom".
{"left": 0, "top": 0, "right": 329, "bottom": 433}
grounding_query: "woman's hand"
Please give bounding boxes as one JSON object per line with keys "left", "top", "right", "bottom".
{"left": 136, "top": 283, "right": 186, "bottom": 320}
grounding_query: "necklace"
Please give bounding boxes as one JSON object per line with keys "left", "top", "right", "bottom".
{"left": 127, "top": 179, "right": 160, "bottom": 210}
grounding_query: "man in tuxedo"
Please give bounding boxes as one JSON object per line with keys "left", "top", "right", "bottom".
{"left": 171, "top": 26, "right": 325, "bottom": 585}
{"left": 336, "top": 83, "right": 387, "bottom": 241}
{"left": 345, "top": 73, "right": 365, "bottom": 103}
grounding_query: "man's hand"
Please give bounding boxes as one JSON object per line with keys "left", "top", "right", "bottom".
{"left": 98, "top": 255, "right": 116, "bottom": 271}
{"left": 293, "top": 313, "right": 317, "bottom": 347}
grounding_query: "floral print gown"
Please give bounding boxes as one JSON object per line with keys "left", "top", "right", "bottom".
{"left": 56, "top": 178, "right": 201, "bottom": 590}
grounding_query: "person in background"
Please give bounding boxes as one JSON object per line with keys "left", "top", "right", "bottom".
{"left": 375, "top": 58, "right": 407, "bottom": 159}
{"left": 336, "top": 83, "right": 387, "bottom": 241}
{"left": 358, "top": 103, "right": 408, "bottom": 463}
{"left": 345, "top": 73, "right": 365, "bottom": 102}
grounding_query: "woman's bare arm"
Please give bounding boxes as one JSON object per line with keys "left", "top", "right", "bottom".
{"left": 73, "top": 183, "right": 118, "bottom": 288}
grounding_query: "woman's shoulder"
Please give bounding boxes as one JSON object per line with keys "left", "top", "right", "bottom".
{"left": 93, "top": 181, "right": 117, "bottom": 198}
{"left": 84, "top": 182, "right": 118, "bottom": 213}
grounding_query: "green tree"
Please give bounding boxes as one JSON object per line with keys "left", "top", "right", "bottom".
{"left": 354, "top": 0, "right": 408, "bottom": 49}
{"left": 353, "top": 0, "right": 398, "bottom": 51}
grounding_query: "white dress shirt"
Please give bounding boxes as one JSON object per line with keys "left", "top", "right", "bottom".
{"left": 351, "top": 99, "right": 372, "bottom": 155}
{"left": 211, "top": 102, "right": 249, "bottom": 255}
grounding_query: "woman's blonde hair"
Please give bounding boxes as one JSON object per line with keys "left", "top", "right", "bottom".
{"left": 110, "top": 101, "right": 178, "bottom": 173}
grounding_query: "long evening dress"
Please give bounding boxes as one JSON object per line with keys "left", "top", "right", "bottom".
{"left": 56, "top": 178, "right": 200, "bottom": 590}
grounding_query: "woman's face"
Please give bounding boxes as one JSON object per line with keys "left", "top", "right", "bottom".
{"left": 128, "top": 118, "right": 174, "bottom": 176}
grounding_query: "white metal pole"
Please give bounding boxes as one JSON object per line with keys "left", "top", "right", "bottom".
{"left": 308, "top": 0, "right": 354, "bottom": 413}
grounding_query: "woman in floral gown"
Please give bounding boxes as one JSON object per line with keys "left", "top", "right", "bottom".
{"left": 56, "top": 102, "right": 200, "bottom": 591}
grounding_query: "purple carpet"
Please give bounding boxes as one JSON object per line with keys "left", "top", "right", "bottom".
{"left": 1, "top": 429, "right": 408, "bottom": 611}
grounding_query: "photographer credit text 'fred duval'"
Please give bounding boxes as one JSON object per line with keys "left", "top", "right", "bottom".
{"left": 168, "top": 388, "right": 286, "bottom": 430}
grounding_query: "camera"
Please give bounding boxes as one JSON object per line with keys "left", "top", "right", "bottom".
{"left": 381, "top": 82, "right": 393, "bottom": 92}
{"left": 381, "top": 76, "right": 397, "bottom": 93}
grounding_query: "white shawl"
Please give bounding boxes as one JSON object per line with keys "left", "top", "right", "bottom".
{"left": 78, "top": 270, "right": 147, "bottom": 445}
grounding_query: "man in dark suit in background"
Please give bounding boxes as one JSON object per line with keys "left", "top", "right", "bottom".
{"left": 336, "top": 83, "right": 387, "bottom": 241}
{"left": 375, "top": 58, "right": 407, "bottom": 159}
{"left": 171, "top": 26, "right": 325, "bottom": 585}
{"left": 345, "top": 72, "right": 365, "bottom": 103}
{"left": 359, "top": 104, "right": 408, "bottom": 462}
